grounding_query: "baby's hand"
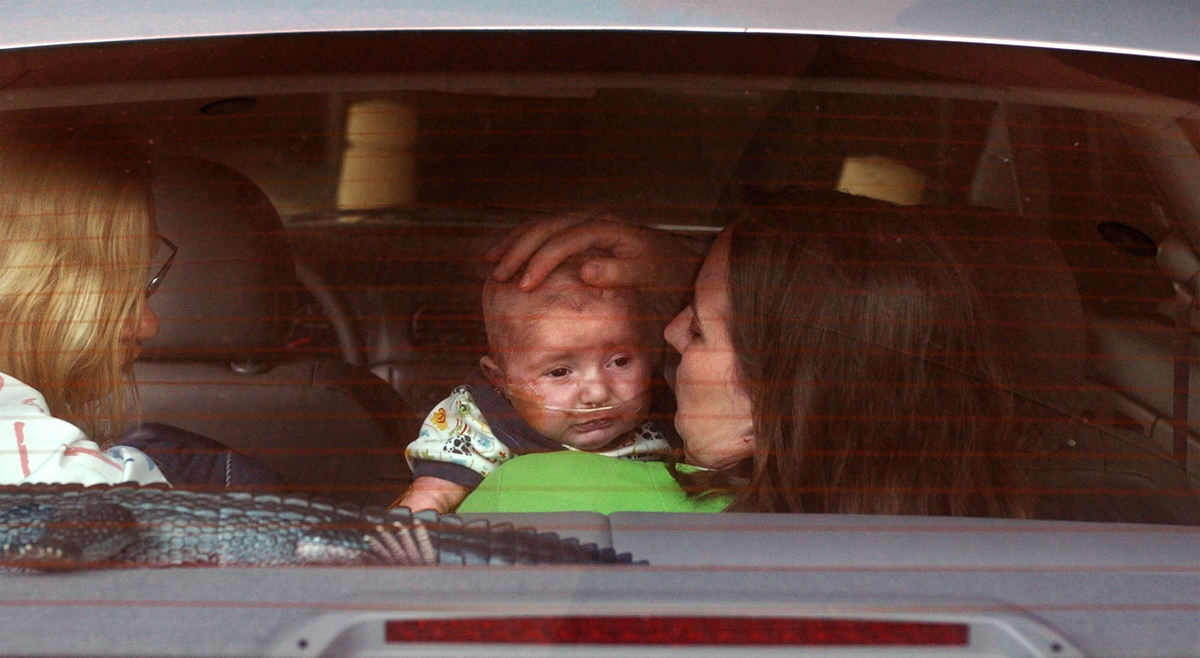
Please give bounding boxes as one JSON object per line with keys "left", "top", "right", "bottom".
{"left": 389, "top": 476, "right": 471, "bottom": 514}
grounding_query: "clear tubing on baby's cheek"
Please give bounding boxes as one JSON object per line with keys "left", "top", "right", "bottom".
{"left": 505, "top": 381, "right": 647, "bottom": 414}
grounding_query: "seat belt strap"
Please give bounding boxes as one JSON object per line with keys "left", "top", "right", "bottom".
{"left": 1172, "top": 305, "right": 1192, "bottom": 471}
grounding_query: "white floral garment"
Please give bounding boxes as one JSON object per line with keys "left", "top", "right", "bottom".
{"left": 405, "top": 385, "right": 672, "bottom": 484}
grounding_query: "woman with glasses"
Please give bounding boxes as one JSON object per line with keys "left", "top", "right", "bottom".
{"left": 0, "top": 146, "right": 275, "bottom": 487}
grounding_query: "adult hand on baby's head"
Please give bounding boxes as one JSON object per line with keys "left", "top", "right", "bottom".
{"left": 487, "top": 210, "right": 709, "bottom": 299}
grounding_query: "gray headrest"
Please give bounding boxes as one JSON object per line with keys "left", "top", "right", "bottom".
{"left": 142, "top": 156, "right": 295, "bottom": 362}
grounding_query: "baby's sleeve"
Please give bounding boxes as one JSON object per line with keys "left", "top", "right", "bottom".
{"left": 405, "top": 386, "right": 516, "bottom": 489}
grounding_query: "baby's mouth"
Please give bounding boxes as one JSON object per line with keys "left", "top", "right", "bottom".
{"left": 573, "top": 417, "right": 614, "bottom": 433}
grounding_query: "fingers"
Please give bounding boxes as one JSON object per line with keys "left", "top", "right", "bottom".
{"left": 487, "top": 212, "right": 694, "bottom": 292}
{"left": 515, "top": 222, "right": 633, "bottom": 289}
{"left": 366, "top": 527, "right": 407, "bottom": 565}
{"left": 580, "top": 257, "right": 646, "bottom": 289}
{"left": 487, "top": 213, "right": 594, "bottom": 282}
{"left": 412, "top": 520, "right": 438, "bottom": 565}
{"left": 393, "top": 520, "right": 423, "bottom": 565}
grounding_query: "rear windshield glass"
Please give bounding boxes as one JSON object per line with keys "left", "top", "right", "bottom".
{"left": 2, "top": 31, "right": 1197, "bottom": 524}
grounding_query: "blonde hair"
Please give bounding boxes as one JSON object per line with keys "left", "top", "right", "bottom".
{"left": 0, "top": 147, "right": 154, "bottom": 442}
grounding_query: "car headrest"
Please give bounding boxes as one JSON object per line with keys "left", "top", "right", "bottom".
{"left": 141, "top": 156, "right": 295, "bottom": 363}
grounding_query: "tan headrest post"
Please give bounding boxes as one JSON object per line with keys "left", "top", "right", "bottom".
{"left": 836, "top": 155, "right": 926, "bottom": 206}
{"left": 335, "top": 100, "right": 417, "bottom": 221}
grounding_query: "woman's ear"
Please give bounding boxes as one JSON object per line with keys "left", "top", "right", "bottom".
{"left": 479, "top": 355, "right": 506, "bottom": 390}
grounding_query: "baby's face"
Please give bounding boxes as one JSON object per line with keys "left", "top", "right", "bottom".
{"left": 495, "top": 309, "right": 652, "bottom": 450}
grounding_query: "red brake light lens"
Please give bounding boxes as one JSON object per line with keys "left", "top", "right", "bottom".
{"left": 385, "top": 616, "right": 969, "bottom": 646}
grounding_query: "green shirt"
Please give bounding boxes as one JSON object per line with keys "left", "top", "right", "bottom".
{"left": 456, "top": 451, "right": 732, "bottom": 514}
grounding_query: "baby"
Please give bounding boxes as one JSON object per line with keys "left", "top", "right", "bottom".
{"left": 393, "top": 258, "right": 675, "bottom": 513}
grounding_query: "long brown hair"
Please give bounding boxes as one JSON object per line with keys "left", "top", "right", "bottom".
{"left": 680, "top": 192, "right": 1031, "bottom": 517}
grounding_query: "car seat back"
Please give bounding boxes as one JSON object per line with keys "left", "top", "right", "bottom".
{"left": 910, "top": 204, "right": 1200, "bottom": 524}
{"left": 134, "top": 156, "right": 412, "bottom": 506}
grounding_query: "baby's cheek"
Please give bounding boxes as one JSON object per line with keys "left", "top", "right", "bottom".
{"left": 527, "top": 411, "right": 572, "bottom": 442}
{"left": 615, "top": 369, "right": 652, "bottom": 402}
{"left": 532, "top": 383, "right": 581, "bottom": 411}
{"left": 510, "top": 394, "right": 568, "bottom": 438}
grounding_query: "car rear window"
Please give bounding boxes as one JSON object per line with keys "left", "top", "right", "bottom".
{"left": 1, "top": 30, "right": 1197, "bottom": 520}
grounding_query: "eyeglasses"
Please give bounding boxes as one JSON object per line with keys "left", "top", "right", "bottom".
{"left": 146, "top": 234, "right": 177, "bottom": 297}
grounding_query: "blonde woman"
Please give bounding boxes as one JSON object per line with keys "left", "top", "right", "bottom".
{"left": 1, "top": 146, "right": 282, "bottom": 488}
{"left": 0, "top": 146, "right": 172, "bottom": 485}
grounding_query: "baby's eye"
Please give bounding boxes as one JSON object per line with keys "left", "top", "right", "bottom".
{"left": 609, "top": 355, "right": 632, "bottom": 368}
{"left": 545, "top": 367, "right": 571, "bottom": 379}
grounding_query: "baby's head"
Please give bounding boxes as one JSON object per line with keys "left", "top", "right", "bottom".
{"left": 480, "top": 258, "right": 652, "bottom": 450}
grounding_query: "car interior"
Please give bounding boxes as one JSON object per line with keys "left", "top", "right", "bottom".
{"left": 134, "top": 155, "right": 413, "bottom": 506}
{"left": 4, "top": 31, "right": 1182, "bottom": 524}
{"left": 3, "top": 20, "right": 1200, "bottom": 657}
{"left": 2, "top": 31, "right": 1198, "bottom": 520}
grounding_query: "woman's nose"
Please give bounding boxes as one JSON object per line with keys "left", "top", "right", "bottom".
{"left": 664, "top": 309, "right": 688, "bottom": 354}
{"left": 123, "top": 303, "right": 159, "bottom": 342}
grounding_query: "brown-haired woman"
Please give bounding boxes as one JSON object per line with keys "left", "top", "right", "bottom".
{"left": 456, "top": 197, "right": 1031, "bottom": 518}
